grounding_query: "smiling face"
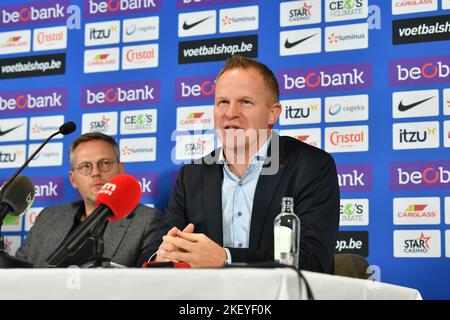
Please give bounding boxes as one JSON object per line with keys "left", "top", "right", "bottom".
{"left": 214, "top": 67, "right": 281, "bottom": 158}
{"left": 69, "top": 139, "right": 124, "bottom": 206}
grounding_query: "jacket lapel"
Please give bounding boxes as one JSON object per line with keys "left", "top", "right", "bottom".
{"left": 202, "top": 160, "right": 224, "bottom": 245}
{"left": 249, "top": 135, "right": 288, "bottom": 248}
{"left": 102, "top": 217, "right": 131, "bottom": 258}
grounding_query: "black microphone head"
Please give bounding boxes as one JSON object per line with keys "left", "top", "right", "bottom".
{"left": 59, "top": 121, "right": 76, "bottom": 135}
{"left": 1, "top": 176, "right": 35, "bottom": 216}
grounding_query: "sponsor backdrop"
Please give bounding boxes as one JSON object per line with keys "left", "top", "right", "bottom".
{"left": 0, "top": 0, "right": 449, "bottom": 298}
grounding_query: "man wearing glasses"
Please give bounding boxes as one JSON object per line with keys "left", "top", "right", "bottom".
{"left": 16, "top": 132, "right": 162, "bottom": 267}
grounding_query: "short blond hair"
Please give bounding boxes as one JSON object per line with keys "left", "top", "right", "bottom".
{"left": 216, "top": 55, "right": 280, "bottom": 102}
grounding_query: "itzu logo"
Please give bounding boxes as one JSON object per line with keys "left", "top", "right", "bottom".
{"left": 0, "top": 145, "right": 26, "bottom": 169}
{"left": 394, "top": 230, "right": 441, "bottom": 257}
{"left": 390, "top": 160, "right": 450, "bottom": 190}
{"left": 277, "top": 62, "right": 371, "bottom": 95}
{"left": 0, "top": 88, "right": 66, "bottom": 116}
{"left": 390, "top": 55, "right": 450, "bottom": 87}
{"left": 85, "top": 0, "right": 161, "bottom": 19}
{"left": 280, "top": 98, "right": 321, "bottom": 125}
{"left": 0, "top": 0, "right": 69, "bottom": 28}
{"left": 82, "top": 80, "right": 160, "bottom": 108}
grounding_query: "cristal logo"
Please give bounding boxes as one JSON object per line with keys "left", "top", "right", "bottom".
{"left": 126, "top": 48, "right": 155, "bottom": 62}
{"left": 37, "top": 31, "right": 64, "bottom": 44}
{"left": 82, "top": 81, "right": 160, "bottom": 108}
{"left": 1, "top": 1, "right": 68, "bottom": 27}
{"left": 176, "top": 76, "right": 216, "bottom": 102}
{"left": 330, "top": 130, "right": 365, "bottom": 146}
{"left": 289, "top": 2, "right": 313, "bottom": 21}
{"left": 404, "top": 232, "right": 431, "bottom": 254}
{"left": 87, "top": 0, "right": 160, "bottom": 16}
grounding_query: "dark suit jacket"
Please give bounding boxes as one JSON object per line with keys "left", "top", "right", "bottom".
{"left": 138, "top": 135, "right": 340, "bottom": 273}
{"left": 16, "top": 201, "right": 162, "bottom": 267}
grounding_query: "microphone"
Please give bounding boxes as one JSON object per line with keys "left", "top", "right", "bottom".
{"left": 0, "top": 121, "right": 76, "bottom": 201}
{"left": 0, "top": 176, "right": 35, "bottom": 269}
{"left": 46, "top": 173, "right": 141, "bottom": 267}
{"left": 0, "top": 176, "right": 35, "bottom": 229}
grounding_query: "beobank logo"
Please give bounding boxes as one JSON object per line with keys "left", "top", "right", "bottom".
{"left": 85, "top": 0, "right": 162, "bottom": 19}
{"left": 277, "top": 62, "right": 372, "bottom": 95}
{"left": 81, "top": 80, "right": 160, "bottom": 108}
{"left": 390, "top": 55, "right": 450, "bottom": 87}
{"left": 175, "top": 75, "right": 216, "bottom": 102}
{"left": 0, "top": 88, "right": 67, "bottom": 116}
{"left": 0, "top": 0, "right": 70, "bottom": 28}
{"left": 390, "top": 160, "right": 450, "bottom": 190}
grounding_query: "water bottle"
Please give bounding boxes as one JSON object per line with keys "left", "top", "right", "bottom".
{"left": 274, "top": 197, "right": 300, "bottom": 269}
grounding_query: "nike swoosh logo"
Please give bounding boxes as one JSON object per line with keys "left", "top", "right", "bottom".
{"left": 0, "top": 124, "right": 22, "bottom": 136}
{"left": 183, "top": 16, "right": 212, "bottom": 31}
{"left": 398, "top": 96, "right": 434, "bottom": 112}
{"left": 284, "top": 33, "right": 317, "bottom": 49}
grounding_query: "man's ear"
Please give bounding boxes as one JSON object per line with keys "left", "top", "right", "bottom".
{"left": 118, "top": 162, "right": 125, "bottom": 174}
{"left": 268, "top": 102, "right": 282, "bottom": 126}
{"left": 68, "top": 170, "right": 77, "bottom": 189}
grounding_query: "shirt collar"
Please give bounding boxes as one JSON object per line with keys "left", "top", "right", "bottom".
{"left": 218, "top": 133, "right": 272, "bottom": 165}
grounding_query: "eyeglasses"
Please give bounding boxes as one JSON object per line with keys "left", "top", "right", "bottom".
{"left": 72, "top": 159, "right": 117, "bottom": 176}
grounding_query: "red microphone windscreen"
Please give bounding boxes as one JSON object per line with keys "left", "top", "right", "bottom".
{"left": 95, "top": 173, "right": 142, "bottom": 222}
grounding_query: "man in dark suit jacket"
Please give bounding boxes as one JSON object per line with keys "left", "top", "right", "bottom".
{"left": 16, "top": 132, "right": 161, "bottom": 267}
{"left": 138, "top": 55, "right": 339, "bottom": 273}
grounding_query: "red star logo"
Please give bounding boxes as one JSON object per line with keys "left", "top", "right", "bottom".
{"left": 417, "top": 232, "right": 431, "bottom": 250}
{"left": 303, "top": 2, "right": 312, "bottom": 16}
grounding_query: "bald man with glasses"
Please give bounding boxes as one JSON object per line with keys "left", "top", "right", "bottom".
{"left": 16, "top": 132, "right": 162, "bottom": 267}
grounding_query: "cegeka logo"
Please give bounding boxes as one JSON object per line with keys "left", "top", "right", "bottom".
{"left": 123, "top": 16, "right": 159, "bottom": 43}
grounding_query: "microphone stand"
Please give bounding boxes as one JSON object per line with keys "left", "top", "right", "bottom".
{"left": 81, "top": 221, "right": 116, "bottom": 268}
